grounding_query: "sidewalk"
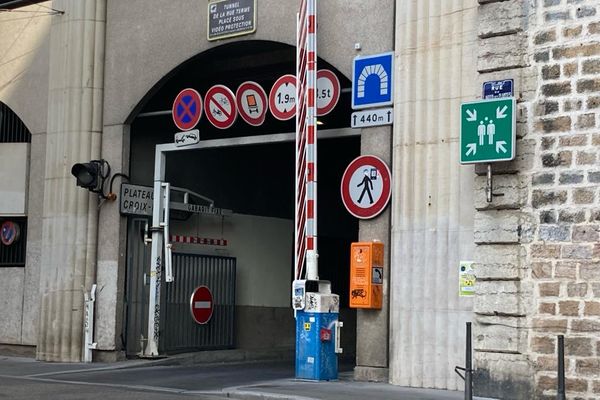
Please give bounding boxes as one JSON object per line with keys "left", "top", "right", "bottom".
{"left": 0, "top": 354, "right": 492, "bottom": 400}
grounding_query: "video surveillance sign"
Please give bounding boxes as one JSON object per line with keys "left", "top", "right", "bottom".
{"left": 208, "top": 0, "right": 256, "bottom": 41}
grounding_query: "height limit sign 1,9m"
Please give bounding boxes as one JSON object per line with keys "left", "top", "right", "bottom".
{"left": 460, "top": 98, "right": 516, "bottom": 164}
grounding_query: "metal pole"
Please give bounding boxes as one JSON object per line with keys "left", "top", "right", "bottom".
{"left": 557, "top": 335, "right": 566, "bottom": 400}
{"left": 486, "top": 163, "right": 493, "bottom": 203}
{"left": 465, "top": 322, "right": 473, "bottom": 400}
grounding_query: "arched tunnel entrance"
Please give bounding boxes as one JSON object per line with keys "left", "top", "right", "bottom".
{"left": 123, "top": 40, "right": 359, "bottom": 361}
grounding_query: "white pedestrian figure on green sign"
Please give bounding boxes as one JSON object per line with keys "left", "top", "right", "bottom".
{"left": 477, "top": 121, "right": 486, "bottom": 146}
{"left": 487, "top": 119, "right": 496, "bottom": 145}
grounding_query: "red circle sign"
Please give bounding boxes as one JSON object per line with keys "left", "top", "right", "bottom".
{"left": 316, "top": 69, "right": 341, "bottom": 116}
{"left": 236, "top": 81, "right": 269, "bottom": 126}
{"left": 172, "top": 88, "right": 203, "bottom": 131}
{"left": 269, "top": 74, "right": 297, "bottom": 121}
{"left": 205, "top": 85, "right": 238, "bottom": 129}
{"left": 341, "top": 155, "right": 392, "bottom": 219}
{"left": 0, "top": 221, "right": 20, "bottom": 246}
{"left": 190, "top": 286, "right": 213, "bottom": 325}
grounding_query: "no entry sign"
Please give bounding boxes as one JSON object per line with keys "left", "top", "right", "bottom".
{"left": 172, "top": 88, "right": 203, "bottom": 131}
{"left": 316, "top": 69, "right": 340, "bottom": 116}
{"left": 236, "top": 81, "right": 268, "bottom": 126}
{"left": 341, "top": 155, "right": 392, "bottom": 219}
{"left": 190, "top": 286, "right": 213, "bottom": 325}
{"left": 205, "top": 85, "right": 238, "bottom": 129}
{"left": 269, "top": 74, "right": 296, "bottom": 121}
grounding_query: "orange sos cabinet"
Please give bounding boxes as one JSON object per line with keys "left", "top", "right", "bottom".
{"left": 349, "top": 241, "right": 383, "bottom": 309}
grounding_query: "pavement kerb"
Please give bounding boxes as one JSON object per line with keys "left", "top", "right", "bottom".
{"left": 222, "top": 389, "right": 317, "bottom": 400}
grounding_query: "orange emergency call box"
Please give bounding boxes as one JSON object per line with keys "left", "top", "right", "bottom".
{"left": 349, "top": 241, "right": 383, "bottom": 309}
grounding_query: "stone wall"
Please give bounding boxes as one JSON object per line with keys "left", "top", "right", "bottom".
{"left": 530, "top": 0, "right": 600, "bottom": 398}
{"left": 475, "top": 0, "right": 600, "bottom": 399}
{"left": 473, "top": 0, "right": 537, "bottom": 399}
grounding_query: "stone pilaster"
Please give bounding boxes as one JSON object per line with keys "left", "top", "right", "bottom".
{"left": 473, "top": 0, "right": 537, "bottom": 399}
{"left": 37, "top": 0, "right": 106, "bottom": 362}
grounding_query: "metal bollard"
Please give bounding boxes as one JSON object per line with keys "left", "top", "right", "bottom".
{"left": 454, "top": 322, "right": 473, "bottom": 400}
{"left": 557, "top": 335, "right": 566, "bottom": 400}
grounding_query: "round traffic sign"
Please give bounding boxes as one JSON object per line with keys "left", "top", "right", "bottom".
{"left": 236, "top": 81, "right": 269, "bottom": 126}
{"left": 0, "top": 220, "right": 20, "bottom": 246}
{"left": 190, "top": 286, "right": 213, "bottom": 325}
{"left": 341, "top": 155, "right": 392, "bottom": 219}
{"left": 269, "top": 74, "right": 296, "bottom": 121}
{"left": 316, "top": 69, "right": 341, "bottom": 116}
{"left": 172, "top": 88, "right": 203, "bottom": 131}
{"left": 205, "top": 85, "right": 237, "bottom": 129}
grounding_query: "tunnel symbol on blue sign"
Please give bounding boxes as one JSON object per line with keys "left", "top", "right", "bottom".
{"left": 352, "top": 52, "right": 394, "bottom": 110}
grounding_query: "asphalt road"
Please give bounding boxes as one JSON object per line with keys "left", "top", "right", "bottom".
{"left": 0, "top": 376, "right": 222, "bottom": 400}
{"left": 0, "top": 356, "right": 482, "bottom": 400}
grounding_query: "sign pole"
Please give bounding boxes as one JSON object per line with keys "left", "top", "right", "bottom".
{"left": 486, "top": 163, "right": 493, "bottom": 203}
{"left": 305, "top": 0, "right": 318, "bottom": 280}
{"left": 143, "top": 148, "right": 167, "bottom": 357}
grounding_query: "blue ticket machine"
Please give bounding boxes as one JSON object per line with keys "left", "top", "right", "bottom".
{"left": 293, "top": 280, "right": 342, "bottom": 381}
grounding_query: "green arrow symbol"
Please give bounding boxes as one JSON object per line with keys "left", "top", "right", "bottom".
{"left": 496, "top": 140, "right": 507, "bottom": 153}
{"left": 466, "top": 143, "right": 477, "bottom": 156}
{"left": 466, "top": 109, "right": 477, "bottom": 122}
{"left": 496, "top": 105, "right": 508, "bottom": 119}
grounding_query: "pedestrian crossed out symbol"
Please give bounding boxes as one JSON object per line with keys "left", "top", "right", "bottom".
{"left": 349, "top": 166, "right": 384, "bottom": 208}
{"left": 341, "top": 155, "right": 392, "bottom": 220}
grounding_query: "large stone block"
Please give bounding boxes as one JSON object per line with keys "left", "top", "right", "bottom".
{"left": 474, "top": 281, "right": 532, "bottom": 316}
{"left": 474, "top": 174, "right": 528, "bottom": 210}
{"left": 478, "top": 33, "right": 529, "bottom": 73}
{"left": 478, "top": 0, "right": 527, "bottom": 38}
{"left": 474, "top": 210, "right": 535, "bottom": 244}
{"left": 474, "top": 315, "right": 528, "bottom": 353}
{"left": 475, "top": 139, "right": 535, "bottom": 175}
{"left": 474, "top": 352, "right": 534, "bottom": 400}
{"left": 473, "top": 244, "right": 526, "bottom": 280}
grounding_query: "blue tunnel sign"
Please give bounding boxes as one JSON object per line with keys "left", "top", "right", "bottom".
{"left": 352, "top": 52, "right": 394, "bottom": 110}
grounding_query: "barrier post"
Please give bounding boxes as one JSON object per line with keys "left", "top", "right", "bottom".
{"left": 557, "top": 335, "right": 566, "bottom": 400}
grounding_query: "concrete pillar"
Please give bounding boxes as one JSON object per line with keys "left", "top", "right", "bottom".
{"left": 95, "top": 123, "right": 129, "bottom": 360}
{"left": 354, "top": 126, "right": 392, "bottom": 382}
{"left": 37, "top": 0, "right": 106, "bottom": 362}
{"left": 389, "top": 0, "right": 477, "bottom": 390}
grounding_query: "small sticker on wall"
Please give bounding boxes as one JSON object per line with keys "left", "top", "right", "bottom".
{"left": 304, "top": 323, "right": 311, "bottom": 331}
{"left": 459, "top": 261, "right": 475, "bottom": 297}
{"left": 307, "top": 357, "right": 315, "bottom": 364}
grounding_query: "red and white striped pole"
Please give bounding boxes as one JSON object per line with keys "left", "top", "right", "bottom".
{"left": 295, "top": 0, "right": 318, "bottom": 281}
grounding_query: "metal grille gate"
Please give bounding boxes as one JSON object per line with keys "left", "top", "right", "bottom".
{"left": 163, "top": 253, "right": 236, "bottom": 353}
{"left": 125, "top": 218, "right": 236, "bottom": 356}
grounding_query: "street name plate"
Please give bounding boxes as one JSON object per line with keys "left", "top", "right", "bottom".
{"left": 208, "top": 0, "right": 256, "bottom": 41}
{"left": 120, "top": 184, "right": 153, "bottom": 216}
{"left": 351, "top": 107, "right": 393, "bottom": 128}
{"left": 460, "top": 98, "right": 516, "bottom": 164}
{"left": 483, "top": 79, "right": 514, "bottom": 100}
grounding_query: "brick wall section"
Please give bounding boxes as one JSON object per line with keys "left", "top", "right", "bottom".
{"left": 531, "top": 1, "right": 600, "bottom": 399}
{"left": 474, "top": 1, "right": 537, "bottom": 398}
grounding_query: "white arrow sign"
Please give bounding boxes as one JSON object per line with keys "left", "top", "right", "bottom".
{"left": 496, "top": 140, "right": 507, "bottom": 153}
{"left": 466, "top": 109, "right": 477, "bottom": 122}
{"left": 496, "top": 105, "right": 508, "bottom": 119}
{"left": 466, "top": 143, "right": 477, "bottom": 156}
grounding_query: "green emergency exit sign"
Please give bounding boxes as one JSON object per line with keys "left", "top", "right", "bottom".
{"left": 460, "top": 98, "right": 516, "bottom": 164}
